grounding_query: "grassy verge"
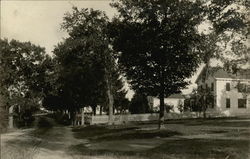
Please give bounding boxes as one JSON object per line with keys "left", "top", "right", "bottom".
{"left": 69, "top": 138, "right": 250, "bottom": 159}
{"left": 69, "top": 119, "right": 250, "bottom": 159}
{"left": 72, "top": 125, "right": 180, "bottom": 141}
{"left": 149, "top": 138, "right": 250, "bottom": 159}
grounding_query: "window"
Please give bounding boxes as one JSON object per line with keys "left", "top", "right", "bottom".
{"left": 226, "top": 83, "right": 230, "bottom": 91}
{"left": 238, "top": 99, "right": 247, "bottom": 108}
{"left": 238, "top": 83, "right": 247, "bottom": 93}
{"left": 211, "top": 83, "right": 214, "bottom": 91}
{"left": 226, "top": 98, "right": 230, "bottom": 108}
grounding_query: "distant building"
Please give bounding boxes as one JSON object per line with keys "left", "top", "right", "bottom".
{"left": 148, "top": 94, "right": 185, "bottom": 113}
{"left": 195, "top": 67, "right": 250, "bottom": 116}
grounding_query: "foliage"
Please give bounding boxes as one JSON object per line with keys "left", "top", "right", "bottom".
{"left": 0, "top": 97, "right": 8, "bottom": 132}
{"left": 184, "top": 92, "right": 202, "bottom": 112}
{"left": 110, "top": 0, "right": 203, "bottom": 96}
{"left": 177, "top": 102, "right": 184, "bottom": 113}
{"left": 44, "top": 7, "right": 127, "bottom": 124}
{"left": 0, "top": 39, "right": 51, "bottom": 127}
{"left": 109, "top": 0, "right": 204, "bottom": 127}
{"left": 36, "top": 116, "right": 54, "bottom": 128}
{"left": 43, "top": 7, "right": 111, "bottom": 113}
{"left": 190, "top": 87, "right": 214, "bottom": 118}
{"left": 165, "top": 104, "right": 174, "bottom": 113}
{"left": 200, "top": 0, "right": 249, "bottom": 69}
{"left": 112, "top": 68, "right": 129, "bottom": 113}
{"left": 129, "top": 93, "right": 150, "bottom": 114}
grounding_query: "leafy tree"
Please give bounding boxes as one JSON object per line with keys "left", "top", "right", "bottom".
{"left": 49, "top": 7, "right": 122, "bottom": 124}
{"left": 111, "top": 67, "right": 129, "bottom": 114}
{"left": 195, "top": 87, "right": 214, "bottom": 118}
{"left": 47, "top": 37, "right": 107, "bottom": 124}
{"left": 177, "top": 101, "right": 184, "bottom": 113}
{"left": 0, "top": 95, "right": 8, "bottom": 132}
{"left": 129, "top": 92, "right": 150, "bottom": 114}
{"left": 0, "top": 39, "right": 50, "bottom": 127}
{"left": 109, "top": 0, "right": 204, "bottom": 128}
{"left": 184, "top": 89, "right": 201, "bottom": 112}
{"left": 199, "top": 0, "right": 249, "bottom": 73}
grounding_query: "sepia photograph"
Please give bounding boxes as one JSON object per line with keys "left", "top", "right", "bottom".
{"left": 0, "top": 0, "right": 249, "bottom": 159}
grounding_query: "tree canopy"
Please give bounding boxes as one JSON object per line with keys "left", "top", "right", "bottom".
{"left": 0, "top": 39, "right": 50, "bottom": 110}
{"left": 199, "top": 0, "right": 249, "bottom": 69}
{"left": 43, "top": 7, "right": 127, "bottom": 124}
{"left": 109, "top": 0, "right": 205, "bottom": 128}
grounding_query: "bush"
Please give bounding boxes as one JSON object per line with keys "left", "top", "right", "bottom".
{"left": 129, "top": 93, "right": 150, "bottom": 114}
{"left": 0, "top": 107, "right": 8, "bottom": 133}
{"left": 14, "top": 110, "right": 36, "bottom": 128}
{"left": 47, "top": 112, "right": 71, "bottom": 126}
{"left": 36, "top": 117, "right": 54, "bottom": 128}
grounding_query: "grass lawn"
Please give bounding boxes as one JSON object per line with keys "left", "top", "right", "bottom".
{"left": 69, "top": 118, "right": 250, "bottom": 159}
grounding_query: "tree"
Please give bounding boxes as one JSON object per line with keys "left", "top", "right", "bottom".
{"left": 111, "top": 66, "right": 129, "bottom": 114}
{"left": 48, "top": 36, "right": 107, "bottom": 124}
{"left": 196, "top": 87, "right": 214, "bottom": 118}
{"left": 49, "top": 7, "right": 122, "bottom": 124}
{"left": 177, "top": 101, "right": 184, "bottom": 113}
{"left": 109, "top": 0, "right": 204, "bottom": 128}
{"left": 0, "top": 39, "right": 50, "bottom": 127}
{"left": 129, "top": 92, "right": 150, "bottom": 114}
{"left": 199, "top": 0, "right": 249, "bottom": 72}
{"left": 0, "top": 94, "right": 8, "bottom": 132}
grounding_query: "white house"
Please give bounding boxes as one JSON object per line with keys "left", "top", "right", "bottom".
{"left": 148, "top": 94, "right": 185, "bottom": 113}
{"left": 195, "top": 67, "right": 250, "bottom": 116}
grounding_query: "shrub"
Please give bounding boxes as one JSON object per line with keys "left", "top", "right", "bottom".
{"left": 129, "top": 93, "right": 150, "bottom": 114}
{"left": 0, "top": 107, "right": 8, "bottom": 133}
{"left": 36, "top": 117, "right": 54, "bottom": 128}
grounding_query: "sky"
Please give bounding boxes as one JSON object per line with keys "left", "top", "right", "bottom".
{"left": 1, "top": 0, "right": 203, "bottom": 99}
{"left": 1, "top": 1, "right": 116, "bottom": 54}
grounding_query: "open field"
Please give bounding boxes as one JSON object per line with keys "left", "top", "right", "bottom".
{"left": 1, "top": 118, "right": 250, "bottom": 159}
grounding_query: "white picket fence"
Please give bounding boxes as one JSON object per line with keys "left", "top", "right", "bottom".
{"left": 85, "top": 112, "right": 204, "bottom": 125}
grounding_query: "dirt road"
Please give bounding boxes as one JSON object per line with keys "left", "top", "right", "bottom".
{"left": 1, "top": 126, "right": 85, "bottom": 159}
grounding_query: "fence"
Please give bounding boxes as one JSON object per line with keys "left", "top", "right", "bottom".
{"left": 85, "top": 112, "right": 204, "bottom": 125}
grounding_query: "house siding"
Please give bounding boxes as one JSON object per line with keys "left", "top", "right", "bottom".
{"left": 152, "top": 97, "right": 185, "bottom": 113}
{"left": 215, "top": 79, "right": 250, "bottom": 116}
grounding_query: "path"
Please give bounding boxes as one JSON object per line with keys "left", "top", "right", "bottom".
{"left": 1, "top": 126, "right": 86, "bottom": 159}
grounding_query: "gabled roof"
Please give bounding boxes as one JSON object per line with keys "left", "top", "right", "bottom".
{"left": 195, "top": 66, "right": 250, "bottom": 83}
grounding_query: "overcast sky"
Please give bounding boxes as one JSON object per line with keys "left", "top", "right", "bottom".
{"left": 1, "top": 1, "right": 116, "bottom": 54}
{"left": 1, "top": 1, "right": 203, "bottom": 98}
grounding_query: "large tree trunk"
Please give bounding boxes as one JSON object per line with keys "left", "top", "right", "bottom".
{"left": 106, "top": 76, "right": 114, "bottom": 125}
{"left": 92, "top": 105, "right": 97, "bottom": 116}
{"left": 203, "top": 96, "right": 207, "bottom": 118}
{"left": 158, "top": 93, "right": 165, "bottom": 129}
{"left": 100, "top": 106, "right": 103, "bottom": 115}
{"left": 203, "top": 60, "right": 210, "bottom": 119}
{"left": 70, "top": 110, "right": 76, "bottom": 126}
{"left": 158, "top": 72, "right": 165, "bottom": 129}
{"left": 81, "top": 108, "right": 85, "bottom": 126}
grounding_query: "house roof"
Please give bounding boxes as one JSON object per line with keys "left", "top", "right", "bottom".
{"left": 195, "top": 67, "right": 250, "bottom": 83}
{"left": 167, "top": 94, "right": 184, "bottom": 99}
